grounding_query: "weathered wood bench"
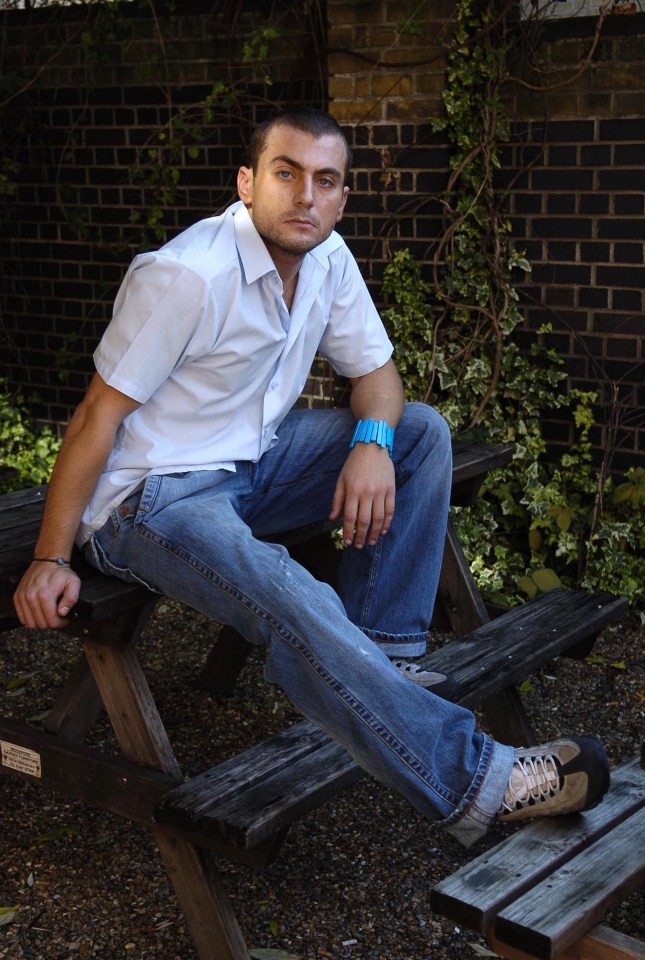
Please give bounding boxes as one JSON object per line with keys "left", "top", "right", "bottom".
{"left": 431, "top": 753, "right": 645, "bottom": 960}
{"left": 154, "top": 587, "right": 627, "bottom": 852}
{"left": 0, "top": 439, "right": 629, "bottom": 960}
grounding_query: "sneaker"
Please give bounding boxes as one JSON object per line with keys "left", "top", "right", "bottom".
{"left": 498, "top": 736, "right": 610, "bottom": 822}
{"left": 391, "top": 658, "right": 456, "bottom": 698}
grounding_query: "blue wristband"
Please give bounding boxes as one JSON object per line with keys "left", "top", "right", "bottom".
{"left": 349, "top": 418, "right": 394, "bottom": 456}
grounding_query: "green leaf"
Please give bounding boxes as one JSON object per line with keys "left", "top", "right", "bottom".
{"left": 6, "top": 673, "right": 36, "bottom": 690}
{"left": 518, "top": 575, "right": 538, "bottom": 598}
{"left": 34, "top": 825, "right": 80, "bottom": 844}
{"left": 530, "top": 568, "right": 563, "bottom": 593}
{"left": 471, "top": 944, "right": 498, "bottom": 958}
{"left": 27, "top": 709, "right": 50, "bottom": 723}
{"left": 555, "top": 506, "right": 574, "bottom": 531}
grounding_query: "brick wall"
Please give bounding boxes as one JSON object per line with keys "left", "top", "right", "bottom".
{"left": 0, "top": 0, "right": 325, "bottom": 423}
{"left": 327, "top": 3, "right": 644, "bottom": 473}
{"left": 1, "top": 1, "right": 643, "bottom": 470}
{"left": 506, "top": 116, "right": 644, "bottom": 471}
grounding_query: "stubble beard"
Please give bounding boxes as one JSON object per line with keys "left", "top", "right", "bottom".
{"left": 254, "top": 213, "right": 327, "bottom": 259}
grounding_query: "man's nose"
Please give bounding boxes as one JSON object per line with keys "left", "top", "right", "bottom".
{"left": 295, "top": 177, "right": 314, "bottom": 205}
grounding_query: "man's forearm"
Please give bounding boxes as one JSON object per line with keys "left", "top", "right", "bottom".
{"left": 349, "top": 358, "right": 405, "bottom": 428}
{"left": 33, "top": 424, "right": 113, "bottom": 561}
{"left": 34, "top": 373, "right": 140, "bottom": 560}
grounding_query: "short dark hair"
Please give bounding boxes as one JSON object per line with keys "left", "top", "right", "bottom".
{"left": 247, "top": 107, "right": 353, "bottom": 180}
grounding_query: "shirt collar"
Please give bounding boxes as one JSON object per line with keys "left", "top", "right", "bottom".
{"left": 232, "top": 200, "right": 345, "bottom": 285}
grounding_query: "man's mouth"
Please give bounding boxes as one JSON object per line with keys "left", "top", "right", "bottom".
{"left": 285, "top": 217, "right": 317, "bottom": 227}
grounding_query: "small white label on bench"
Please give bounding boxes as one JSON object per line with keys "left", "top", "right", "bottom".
{"left": 1, "top": 741, "right": 41, "bottom": 778}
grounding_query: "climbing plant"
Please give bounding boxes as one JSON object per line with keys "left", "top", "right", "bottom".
{"left": 0, "top": 381, "right": 61, "bottom": 493}
{"left": 382, "top": 0, "right": 645, "bottom": 607}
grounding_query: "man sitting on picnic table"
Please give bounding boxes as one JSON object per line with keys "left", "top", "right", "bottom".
{"left": 13, "top": 107, "right": 610, "bottom": 847}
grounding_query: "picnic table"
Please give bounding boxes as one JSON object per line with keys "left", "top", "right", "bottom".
{"left": 0, "top": 438, "right": 630, "bottom": 960}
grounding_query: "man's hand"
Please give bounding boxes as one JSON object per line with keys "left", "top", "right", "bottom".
{"left": 13, "top": 562, "right": 81, "bottom": 630}
{"left": 329, "top": 442, "right": 396, "bottom": 548}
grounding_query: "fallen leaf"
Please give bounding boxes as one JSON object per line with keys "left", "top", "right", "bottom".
{"left": 471, "top": 944, "right": 498, "bottom": 957}
{"left": 6, "top": 673, "right": 37, "bottom": 690}
{"left": 0, "top": 907, "right": 17, "bottom": 927}
{"left": 27, "top": 710, "right": 50, "bottom": 723}
{"left": 34, "top": 825, "right": 80, "bottom": 845}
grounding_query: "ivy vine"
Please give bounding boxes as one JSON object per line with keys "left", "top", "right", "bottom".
{"left": 382, "top": 0, "right": 644, "bottom": 607}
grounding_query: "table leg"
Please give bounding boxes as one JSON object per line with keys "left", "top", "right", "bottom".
{"left": 437, "top": 520, "right": 489, "bottom": 635}
{"left": 437, "top": 521, "right": 538, "bottom": 746}
{"left": 81, "top": 623, "right": 250, "bottom": 960}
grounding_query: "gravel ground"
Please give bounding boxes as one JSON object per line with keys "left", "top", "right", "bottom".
{"left": 1, "top": 600, "right": 643, "bottom": 960}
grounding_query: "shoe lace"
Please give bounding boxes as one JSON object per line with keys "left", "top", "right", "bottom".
{"left": 501, "top": 752, "right": 562, "bottom": 814}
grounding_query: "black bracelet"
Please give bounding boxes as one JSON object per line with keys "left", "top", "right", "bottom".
{"left": 33, "top": 557, "right": 70, "bottom": 566}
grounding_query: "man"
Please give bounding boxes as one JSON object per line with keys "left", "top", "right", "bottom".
{"left": 14, "top": 107, "right": 609, "bottom": 846}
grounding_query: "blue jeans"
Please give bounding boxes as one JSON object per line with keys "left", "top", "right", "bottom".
{"left": 85, "top": 402, "right": 515, "bottom": 845}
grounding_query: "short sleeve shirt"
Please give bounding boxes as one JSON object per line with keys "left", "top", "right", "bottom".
{"left": 78, "top": 201, "right": 393, "bottom": 544}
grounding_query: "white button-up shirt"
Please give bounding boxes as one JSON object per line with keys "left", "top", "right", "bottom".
{"left": 78, "top": 201, "right": 393, "bottom": 544}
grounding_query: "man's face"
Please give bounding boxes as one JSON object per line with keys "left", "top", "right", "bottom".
{"left": 237, "top": 125, "right": 349, "bottom": 261}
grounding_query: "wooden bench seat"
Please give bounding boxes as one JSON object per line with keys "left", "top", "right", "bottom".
{"left": 155, "top": 588, "right": 627, "bottom": 855}
{"left": 430, "top": 755, "right": 645, "bottom": 960}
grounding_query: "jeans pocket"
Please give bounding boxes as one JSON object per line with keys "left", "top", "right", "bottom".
{"left": 136, "top": 473, "right": 162, "bottom": 522}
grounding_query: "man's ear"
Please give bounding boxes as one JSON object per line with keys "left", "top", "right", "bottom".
{"left": 336, "top": 185, "right": 349, "bottom": 223}
{"left": 237, "top": 166, "right": 253, "bottom": 206}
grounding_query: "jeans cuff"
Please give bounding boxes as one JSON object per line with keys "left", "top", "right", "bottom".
{"left": 442, "top": 737, "right": 516, "bottom": 848}
{"left": 360, "top": 628, "right": 427, "bottom": 659}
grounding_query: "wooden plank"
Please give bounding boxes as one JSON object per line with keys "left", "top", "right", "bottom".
{"left": 451, "top": 440, "right": 513, "bottom": 484}
{"left": 0, "top": 717, "right": 178, "bottom": 825}
{"left": 421, "top": 589, "right": 628, "bottom": 709}
{"left": 437, "top": 519, "right": 490, "bottom": 635}
{"left": 194, "top": 739, "right": 359, "bottom": 848}
{"left": 197, "top": 624, "right": 253, "bottom": 697}
{"left": 157, "top": 721, "right": 332, "bottom": 827}
{"left": 154, "top": 832, "right": 250, "bottom": 960}
{"left": 43, "top": 652, "right": 104, "bottom": 742}
{"left": 82, "top": 626, "right": 254, "bottom": 959}
{"left": 480, "top": 685, "right": 538, "bottom": 748}
{"left": 83, "top": 639, "right": 181, "bottom": 777}
{"left": 488, "top": 925, "right": 645, "bottom": 960}
{"left": 156, "top": 720, "right": 361, "bottom": 847}
{"left": 557, "top": 926, "right": 645, "bottom": 960}
{"left": 71, "top": 578, "right": 156, "bottom": 624}
{"left": 0, "top": 484, "right": 47, "bottom": 521}
{"left": 431, "top": 757, "right": 645, "bottom": 933}
{"left": 494, "top": 805, "right": 645, "bottom": 960}
{"left": 450, "top": 441, "right": 513, "bottom": 507}
{"left": 0, "top": 716, "right": 283, "bottom": 867}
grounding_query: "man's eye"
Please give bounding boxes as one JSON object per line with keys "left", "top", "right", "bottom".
{"left": 319, "top": 178, "right": 334, "bottom": 187}
{"left": 277, "top": 170, "right": 293, "bottom": 179}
